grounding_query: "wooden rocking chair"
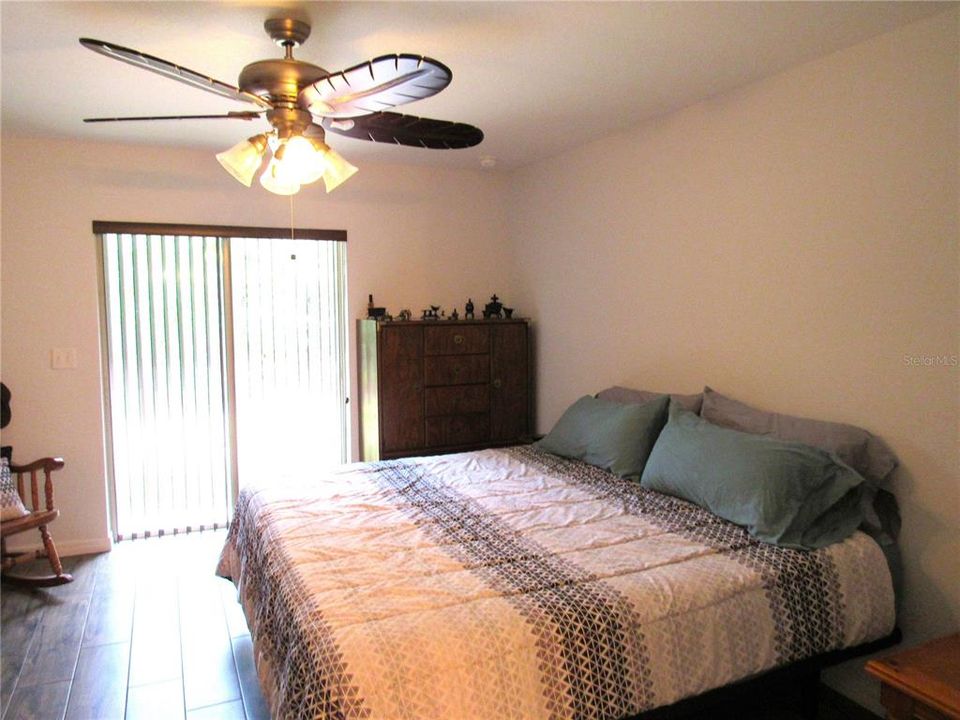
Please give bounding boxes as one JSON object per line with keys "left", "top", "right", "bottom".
{"left": 1, "top": 457, "right": 73, "bottom": 587}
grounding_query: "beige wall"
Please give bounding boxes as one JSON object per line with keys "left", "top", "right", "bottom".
{"left": 507, "top": 10, "right": 958, "bottom": 711}
{"left": 0, "top": 135, "right": 512, "bottom": 554}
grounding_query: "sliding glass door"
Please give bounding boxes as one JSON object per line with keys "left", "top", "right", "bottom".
{"left": 229, "top": 237, "right": 348, "bottom": 486}
{"left": 100, "top": 227, "right": 348, "bottom": 540}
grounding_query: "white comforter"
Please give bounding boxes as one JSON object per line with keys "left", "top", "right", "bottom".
{"left": 218, "top": 446, "right": 895, "bottom": 720}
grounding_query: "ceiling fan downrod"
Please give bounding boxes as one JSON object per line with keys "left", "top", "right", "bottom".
{"left": 237, "top": 19, "right": 327, "bottom": 106}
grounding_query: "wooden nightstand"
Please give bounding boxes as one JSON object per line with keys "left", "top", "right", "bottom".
{"left": 866, "top": 633, "right": 960, "bottom": 719}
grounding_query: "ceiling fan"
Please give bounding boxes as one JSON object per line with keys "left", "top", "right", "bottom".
{"left": 80, "top": 18, "right": 484, "bottom": 195}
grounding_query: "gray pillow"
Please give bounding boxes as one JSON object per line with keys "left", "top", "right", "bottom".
{"left": 700, "top": 387, "right": 898, "bottom": 486}
{"left": 597, "top": 386, "right": 703, "bottom": 414}
{"left": 0, "top": 458, "right": 28, "bottom": 521}
{"left": 641, "top": 403, "right": 866, "bottom": 550}
{"left": 536, "top": 394, "right": 669, "bottom": 479}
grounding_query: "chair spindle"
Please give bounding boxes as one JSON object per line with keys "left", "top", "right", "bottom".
{"left": 30, "top": 471, "right": 40, "bottom": 512}
{"left": 44, "top": 469, "right": 54, "bottom": 511}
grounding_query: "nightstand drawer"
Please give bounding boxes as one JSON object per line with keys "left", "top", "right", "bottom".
{"left": 424, "top": 325, "right": 489, "bottom": 355}
{"left": 426, "top": 414, "right": 489, "bottom": 446}
{"left": 424, "top": 355, "right": 489, "bottom": 386}
{"left": 425, "top": 385, "right": 490, "bottom": 416}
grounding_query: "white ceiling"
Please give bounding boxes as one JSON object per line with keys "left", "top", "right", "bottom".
{"left": 0, "top": 1, "right": 948, "bottom": 170}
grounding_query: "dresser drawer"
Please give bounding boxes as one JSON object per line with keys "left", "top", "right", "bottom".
{"left": 425, "top": 385, "right": 490, "bottom": 416}
{"left": 424, "top": 325, "right": 489, "bottom": 355}
{"left": 425, "top": 414, "right": 489, "bottom": 447}
{"left": 424, "top": 355, "right": 489, "bottom": 386}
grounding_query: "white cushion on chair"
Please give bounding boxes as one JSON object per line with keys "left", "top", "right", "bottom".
{"left": 0, "top": 458, "right": 29, "bottom": 521}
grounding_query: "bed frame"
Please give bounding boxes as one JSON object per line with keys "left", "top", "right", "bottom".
{"left": 630, "top": 628, "right": 901, "bottom": 719}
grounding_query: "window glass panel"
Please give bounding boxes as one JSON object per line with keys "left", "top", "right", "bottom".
{"left": 229, "top": 237, "right": 349, "bottom": 486}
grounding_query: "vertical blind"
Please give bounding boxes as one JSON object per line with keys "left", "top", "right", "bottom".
{"left": 102, "top": 233, "right": 230, "bottom": 539}
{"left": 100, "top": 225, "right": 348, "bottom": 540}
{"left": 230, "top": 237, "right": 349, "bottom": 485}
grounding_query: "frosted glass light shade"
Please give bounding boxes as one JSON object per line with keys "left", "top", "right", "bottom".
{"left": 216, "top": 134, "right": 268, "bottom": 187}
{"left": 259, "top": 156, "right": 301, "bottom": 195}
{"left": 321, "top": 146, "right": 359, "bottom": 193}
{"left": 283, "top": 136, "right": 328, "bottom": 186}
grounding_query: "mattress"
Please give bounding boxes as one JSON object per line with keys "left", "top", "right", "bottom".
{"left": 217, "top": 445, "right": 895, "bottom": 720}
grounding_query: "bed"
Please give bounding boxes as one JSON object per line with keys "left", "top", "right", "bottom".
{"left": 217, "top": 444, "right": 896, "bottom": 720}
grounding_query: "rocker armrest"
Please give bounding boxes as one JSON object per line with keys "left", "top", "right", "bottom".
{"left": 10, "top": 457, "right": 65, "bottom": 474}
{"left": 9, "top": 458, "right": 65, "bottom": 512}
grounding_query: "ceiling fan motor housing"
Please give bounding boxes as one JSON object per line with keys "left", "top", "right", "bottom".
{"left": 238, "top": 19, "right": 327, "bottom": 106}
{"left": 238, "top": 59, "right": 328, "bottom": 106}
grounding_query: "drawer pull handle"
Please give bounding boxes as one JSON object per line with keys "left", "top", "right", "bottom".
{"left": 453, "top": 334, "right": 465, "bottom": 345}
{"left": 492, "top": 378, "right": 502, "bottom": 389}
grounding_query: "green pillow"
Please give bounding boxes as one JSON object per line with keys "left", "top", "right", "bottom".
{"left": 640, "top": 403, "right": 866, "bottom": 550}
{"left": 536, "top": 394, "right": 669, "bottom": 479}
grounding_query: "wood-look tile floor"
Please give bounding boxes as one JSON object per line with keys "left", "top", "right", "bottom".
{"left": 1, "top": 531, "right": 267, "bottom": 720}
{"left": 1, "top": 531, "right": 879, "bottom": 720}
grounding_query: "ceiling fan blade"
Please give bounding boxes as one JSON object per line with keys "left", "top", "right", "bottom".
{"left": 83, "top": 112, "right": 263, "bottom": 123}
{"left": 79, "top": 38, "right": 273, "bottom": 109}
{"left": 300, "top": 54, "right": 452, "bottom": 119}
{"left": 321, "top": 111, "right": 483, "bottom": 149}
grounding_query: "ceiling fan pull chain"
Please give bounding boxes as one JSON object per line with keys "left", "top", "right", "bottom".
{"left": 290, "top": 195, "right": 296, "bottom": 242}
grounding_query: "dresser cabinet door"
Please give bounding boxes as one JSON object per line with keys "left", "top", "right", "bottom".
{"left": 379, "top": 325, "right": 424, "bottom": 453}
{"left": 490, "top": 323, "right": 529, "bottom": 441}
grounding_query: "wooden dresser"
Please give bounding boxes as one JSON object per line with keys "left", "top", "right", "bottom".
{"left": 866, "top": 634, "right": 960, "bottom": 720}
{"left": 358, "top": 318, "right": 531, "bottom": 461}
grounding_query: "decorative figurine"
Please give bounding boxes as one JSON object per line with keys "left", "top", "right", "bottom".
{"left": 422, "top": 305, "right": 442, "bottom": 320}
{"left": 465, "top": 298, "right": 475, "bottom": 319}
{"left": 398, "top": 309, "right": 412, "bottom": 321}
{"left": 503, "top": 307, "right": 514, "bottom": 319}
{"left": 449, "top": 309, "right": 459, "bottom": 320}
{"left": 366, "top": 293, "right": 386, "bottom": 319}
{"left": 483, "top": 294, "right": 503, "bottom": 319}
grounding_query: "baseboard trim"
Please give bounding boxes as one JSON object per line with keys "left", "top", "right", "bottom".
{"left": 59, "top": 537, "right": 113, "bottom": 556}
{"left": 820, "top": 685, "right": 882, "bottom": 719}
{"left": 4, "top": 536, "right": 113, "bottom": 557}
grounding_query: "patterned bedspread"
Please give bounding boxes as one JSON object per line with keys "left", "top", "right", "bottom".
{"left": 217, "top": 446, "right": 895, "bottom": 720}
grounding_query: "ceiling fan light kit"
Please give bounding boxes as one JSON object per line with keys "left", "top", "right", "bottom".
{"left": 260, "top": 154, "right": 302, "bottom": 196}
{"left": 216, "top": 134, "right": 269, "bottom": 187}
{"left": 314, "top": 144, "right": 359, "bottom": 193}
{"left": 80, "top": 18, "right": 483, "bottom": 196}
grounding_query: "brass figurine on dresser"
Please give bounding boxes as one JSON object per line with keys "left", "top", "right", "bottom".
{"left": 358, "top": 318, "right": 531, "bottom": 460}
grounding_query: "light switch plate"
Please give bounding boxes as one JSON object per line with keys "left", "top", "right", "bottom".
{"left": 51, "top": 348, "right": 78, "bottom": 369}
